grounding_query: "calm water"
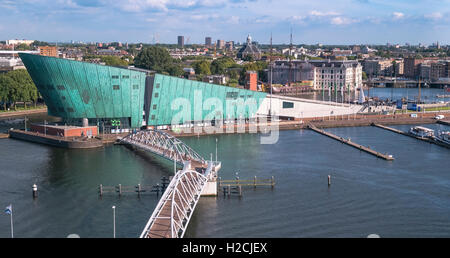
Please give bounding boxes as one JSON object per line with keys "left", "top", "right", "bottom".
{"left": 1, "top": 116, "right": 450, "bottom": 238}
{"left": 300, "top": 87, "right": 448, "bottom": 104}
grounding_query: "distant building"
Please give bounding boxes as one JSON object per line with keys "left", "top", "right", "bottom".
{"left": 404, "top": 57, "right": 423, "bottom": 78}
{"left": 205, "top": 37, "right": 212, "bottom": 47}
{"left": 6, "top": 39, "right": 34, "bottom": 46}
{"left": 225, "top": 41, "right": 234, "bottom": 52}
{"left": 394, "top": 59, "right": 404, "bottom": 76}
{"left": 332, "top": 48, "right": 353, "bottom": 57}
{"left": 419, "top": 63, "right": 431, "bottom": 80}
{"left": 245, "top": 71, "right": 258, "bottom": 91}
{"left": 95, "top": 49, "right": 129, "bottom": 56}
{"left": 430, "top": 61, "right": 450, "bottom": 81}
{"left": 0, "top": 57, "right": 25, "bottom": 72}
{"left": 270, "top": 60, "right": 362, "bottom": 91}
{"left": 203, "top": 75, "right": 228, "bottom": 85}
{"left": 178, "top": 36, "right": 184, "bottom": 48}
{"left": 237, "top": 35, "right": 261, "bottom": 60}
{"left": 362, "top": 59, "right": 393, "bottom": 77}
{"left": 216, "top": 40, "right": 225, "bottom": 49}
{"left": 39, "top": 46, "right": 58, "bottom": 57}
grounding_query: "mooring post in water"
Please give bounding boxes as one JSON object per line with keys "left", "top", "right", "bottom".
{"left": 228, "top": 185, "right": 231, "bottom": 197}
{"left": 117, "top": 184, "right": 122, "bottom": 196}
{"left": 254, "top": 176, "right": 257, "bottom": 189}
{"left": 328, "top": 175, "right": 331, "bottom": 187}
{"left": 137, "top": 184, "right": 141, "bottom": 197}
{"left": 32, "top": 184, "right": 38, "bottom": 198}
{"left": 239, "top": 185, "right": 242, "bottom": 198}
{"left": 99, "top": 184, "right": 103, "bottom": 197}
{"left": 271, "top": 176, "right": 275, "bottom": 189}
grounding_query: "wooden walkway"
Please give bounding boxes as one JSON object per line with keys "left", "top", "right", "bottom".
{"left": 141, "top": 169, "right": 208, "bottom": 238}
{"left": 308, "top": 124, "right": 394, "bottom": 161}
{"left": 372, "top": 123, "right": 450, "bottom": 149}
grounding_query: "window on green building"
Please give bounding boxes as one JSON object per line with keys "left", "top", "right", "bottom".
{"left": 113, "top": 85, "right": 120, "bottom": 90}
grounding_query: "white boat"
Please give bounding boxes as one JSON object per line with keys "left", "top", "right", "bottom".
{"left": 409, "top": 126, "right": 435, "bottom": 138}
{"left": 435, "top": 131, "right": 450, "bottom": 145}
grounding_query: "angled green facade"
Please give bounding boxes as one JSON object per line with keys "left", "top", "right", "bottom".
{"left": 20, "top": 53, "right": 267, "bottom": 129}
{"left": 146, "top": 74, "right": 267, "bottom": 126}
{"left": 20, "top": 53, "right": 146, "bottom": 128}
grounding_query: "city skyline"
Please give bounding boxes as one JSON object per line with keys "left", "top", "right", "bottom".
{"left": 0, "top": 0, "right": 449, "bottom": 45}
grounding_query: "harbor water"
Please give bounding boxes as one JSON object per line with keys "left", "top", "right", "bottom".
{"left": 0, "top": 116, "right": 450, "bottom": 238}
{"left": 298, "top": 87, "right": 448, "bottom": 104}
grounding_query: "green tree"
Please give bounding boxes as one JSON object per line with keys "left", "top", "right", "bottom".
{"left": 15, "top": 43, "right": 31, "bottom": 51}
{"left": 239, "top": 61, "right": 267, "bottom": 84}
{"left": 193, "top": 60, "right": 211, "bottom": 75}
{"left": 362, "top": 71, "right": 368, "bottom": 80}
{"left": 0, "top": 74, "right": 14, "bottom": 110}
{"left": 210, "top": 57, "right": 235, "bottom": 74}
{"left": 0, "top": 69, "right": 37, "bottom": 110}
{"left": 134, "top": 46, "right": 177, "bottom": 75}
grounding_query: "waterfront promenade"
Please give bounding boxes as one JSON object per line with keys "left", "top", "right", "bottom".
{"left": 0, "top": 107, "right": 47, "bottom": 119}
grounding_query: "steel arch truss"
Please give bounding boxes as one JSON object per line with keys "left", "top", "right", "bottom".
{"left": 140, "top": 169, "right": 208, "bottom": 238}
{"left": 121, "top": 130, "right": 206, "bottom": 166}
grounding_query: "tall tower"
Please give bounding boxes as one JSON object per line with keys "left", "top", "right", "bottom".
{"left": 177, "top": 36, "right": 184, "bottom": 48}
{"left": 288, "top": 28, "right": 293, "bottom": 86}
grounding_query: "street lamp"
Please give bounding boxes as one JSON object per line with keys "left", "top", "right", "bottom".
{"left": 112, "top": 206, "right": 116, "bottom": 238}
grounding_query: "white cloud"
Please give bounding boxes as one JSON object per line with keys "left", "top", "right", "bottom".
{"left": 309, "top": 10, "right": 340, "bottom": 17}
{"left": 392, "top": 12, "right": 404, "bottom": 20}
{"left": 330, "top": 16, "right": 355, "bottom": 25}
{"left": 228, "top": 16, "right": 240, "bottom": 24}
{"left": 424, "top": 12, "right": 443, "bottom": 20}
{"left": 110, "top": 0, "right": 229, "bottom": 12}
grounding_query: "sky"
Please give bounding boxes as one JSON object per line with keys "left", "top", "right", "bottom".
{"left": 0, "top": 0, "right": 449, "bottom": 45}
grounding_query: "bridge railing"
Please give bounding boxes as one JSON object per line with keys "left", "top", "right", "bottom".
{"left": 139, "top": 161, "right": 208, "bottom": 238}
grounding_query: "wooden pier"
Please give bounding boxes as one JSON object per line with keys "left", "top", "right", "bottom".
{"left": 372, "top": 123, "right": 450, "bottom": 149}
{"left": 308, "top": 124, "right": 394, "bottom": 161}
{"left": 0, "top": 133, "right": 9, "bottom": 139}
{"left": 437, "top": 120, "right": 450, "bottom": 126}
{"left": 218, "top": 176, "right": 275, "bottom": 197}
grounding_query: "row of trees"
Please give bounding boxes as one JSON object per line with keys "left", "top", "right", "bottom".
{"left": 0, "top": 70, "right": 38, "bottom": 111}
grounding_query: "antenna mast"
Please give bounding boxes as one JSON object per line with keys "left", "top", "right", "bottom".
{"left": 288, "top": 28, "right": 293, "bottom": 86}
{"left": 269, "top": 33, "right": 273, "bottom": 117}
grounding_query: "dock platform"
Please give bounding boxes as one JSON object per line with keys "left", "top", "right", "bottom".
{"left": 372, "top": 123, "right": 450, "bottom": 149}
{"left": 0, "top": 133, "right": 9, "bottom": 139}
{"left": 437, "top": 120, "right": 450, "bottom": 126}
{"left": 308, "top": 124, "right": 394, "bottom": 161}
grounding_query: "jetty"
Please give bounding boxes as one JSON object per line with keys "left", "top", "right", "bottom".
{"left": 308, "top": 124, "right": 394, "bottom": 161}
{"left": 372, "top": 124, "right": 450, "bottom": 149}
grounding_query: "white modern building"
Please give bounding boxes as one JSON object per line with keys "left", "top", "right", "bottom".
{"left": 6, "top": 39, "right": 35, "bottom": 45}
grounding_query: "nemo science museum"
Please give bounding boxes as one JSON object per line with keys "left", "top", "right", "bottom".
{"left": 19, "top": 53, "right": 267, "bottom": 132}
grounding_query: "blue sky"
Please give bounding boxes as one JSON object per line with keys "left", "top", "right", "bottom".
{"left": 0, "top": 0, "right": 449, "bottom": 45}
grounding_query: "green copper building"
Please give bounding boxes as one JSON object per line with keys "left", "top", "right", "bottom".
{"left": 19, "top": 53, "right": 267, "bottom": 130}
